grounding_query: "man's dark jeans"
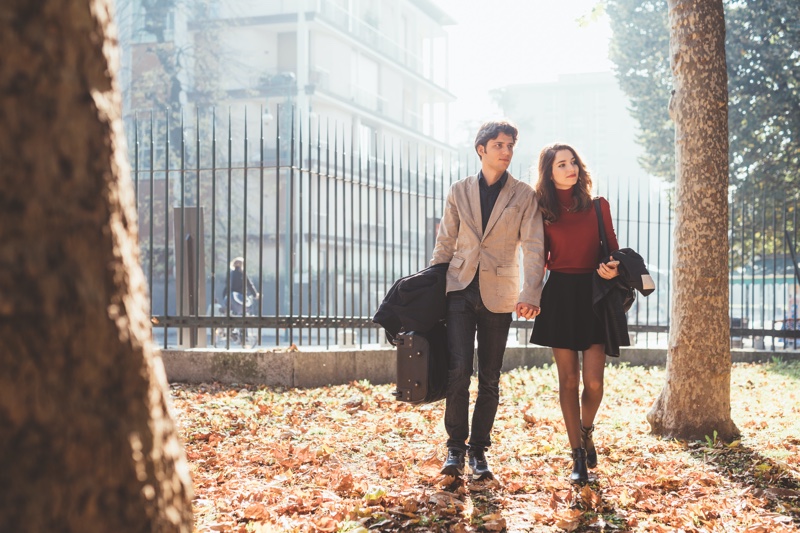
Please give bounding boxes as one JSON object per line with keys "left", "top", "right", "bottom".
{"left": 444, "top": 277, "right": 512, "bottom": 451}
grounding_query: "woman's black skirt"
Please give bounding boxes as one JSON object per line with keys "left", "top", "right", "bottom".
{"left": 530, "top": 271, "right": 605, "bottom": 351}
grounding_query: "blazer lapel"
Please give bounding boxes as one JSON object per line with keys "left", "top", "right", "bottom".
{"left": 482, "top": 175, "right": 518, "bottom": 240}
{"left": 467, "top": 175, "right": 483, "bottom": 236}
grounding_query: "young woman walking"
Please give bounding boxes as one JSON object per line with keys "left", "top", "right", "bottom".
{"left": 530, "top": 143, "right": 620, "bottom": 484}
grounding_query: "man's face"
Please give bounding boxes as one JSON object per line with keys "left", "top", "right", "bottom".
{"left": 477, "top": 133, "right": 515, "bottom": 175}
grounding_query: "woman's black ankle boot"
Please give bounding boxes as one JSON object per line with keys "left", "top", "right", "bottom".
{"left": 570, "top": 448, "right": 589, "bottom": 484}
{"left": 581, "top": 424, "right": 597, "bottom": 469}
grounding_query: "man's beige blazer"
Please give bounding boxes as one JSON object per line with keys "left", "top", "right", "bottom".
{"left": 430, "top": 173, "right": 545, "bottom": 313}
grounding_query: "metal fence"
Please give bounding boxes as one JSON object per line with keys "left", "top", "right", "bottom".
{"left": 126, "top": 106, "right": 800, "bottom": 351}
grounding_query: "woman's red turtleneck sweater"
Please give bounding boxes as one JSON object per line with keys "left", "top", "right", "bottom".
{"left": 544, "top": 187, "right": 619, "bottom": 274}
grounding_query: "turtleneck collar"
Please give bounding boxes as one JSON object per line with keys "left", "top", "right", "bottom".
{"left": 555, "top": 186, "right": 575, "bottom": 211}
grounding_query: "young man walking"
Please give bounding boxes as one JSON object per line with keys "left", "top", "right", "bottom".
{"left": 431, "top": 120, "right": 545, "bottom": 480}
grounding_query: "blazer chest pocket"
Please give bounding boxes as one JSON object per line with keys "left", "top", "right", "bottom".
{"left": 501, "top": 206, "right": 519, "bottom": 224}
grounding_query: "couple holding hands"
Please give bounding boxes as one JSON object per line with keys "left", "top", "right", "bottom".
{"left": 431, "top": 120, "right": 620, "bottom": 485}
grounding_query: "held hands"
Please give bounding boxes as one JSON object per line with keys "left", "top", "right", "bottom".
{"left": 597, "top": 256, "right": 620, "bottom": 280}
{"left": 516, "top": 302, "right": 540, "bottom": 320}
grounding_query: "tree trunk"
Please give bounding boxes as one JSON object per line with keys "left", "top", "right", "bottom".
{"left": 0, "top": 2, "right": 193, "bottom": 531}
{"left": 647, "top": 0, "right": 739, "bottom": 441}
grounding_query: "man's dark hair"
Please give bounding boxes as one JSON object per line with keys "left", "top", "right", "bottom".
{"left": 474, "top": 120, "right": 519, "bottom": 157}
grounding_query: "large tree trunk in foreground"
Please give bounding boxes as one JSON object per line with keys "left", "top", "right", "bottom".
{"left": 647, "top": 0, "right": 739, "bottom": 441}
{"left": 0, "top": 1, "right": 193, "bottom": 531}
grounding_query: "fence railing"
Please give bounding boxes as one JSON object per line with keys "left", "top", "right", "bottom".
{"left": 126, "top": 106, "right": 800, "bottom": 351}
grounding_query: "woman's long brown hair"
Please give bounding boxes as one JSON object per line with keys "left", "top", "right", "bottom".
{"left": 534, "top": 142, "right": 594, "bottom": 223}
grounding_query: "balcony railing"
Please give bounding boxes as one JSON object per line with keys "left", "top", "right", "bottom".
{"left": 314, "top": 0, "right": 426, "bottom": 78}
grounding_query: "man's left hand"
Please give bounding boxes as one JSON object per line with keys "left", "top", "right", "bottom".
{"left": 515, "top": 302, "right": 540, "bottom": 320}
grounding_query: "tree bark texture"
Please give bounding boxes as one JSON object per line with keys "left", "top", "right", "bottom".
{"left": 0, "top": 1, "right": 193, "bottom": 531}
{"left": 647, "top": 0, "right": 739, "bottom": 441}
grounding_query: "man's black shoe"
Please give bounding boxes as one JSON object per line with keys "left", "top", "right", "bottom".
{"left": 440, "top": 448, "right": 466, "bottom": 477}
{"left": 468, "top": 448, "right": 493, "bottom": 480}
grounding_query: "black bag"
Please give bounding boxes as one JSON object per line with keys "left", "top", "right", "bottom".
{"left": 594, "top": 199, "right": 635, "bottom": 312}
{"left": 392, "top": 322, "right": 449, "bottom": 404}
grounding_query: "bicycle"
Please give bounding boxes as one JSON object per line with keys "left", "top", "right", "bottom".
{"left": 215, "top": 291, "right": 258, "bottom": 347}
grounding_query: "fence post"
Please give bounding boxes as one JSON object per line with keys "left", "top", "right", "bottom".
{"left": 174, "top": 206, "right": 207, "bottom": 347}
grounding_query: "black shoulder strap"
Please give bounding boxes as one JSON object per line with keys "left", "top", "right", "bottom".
{"left": 594, "top": 198, "right": 610, "bottom": 259}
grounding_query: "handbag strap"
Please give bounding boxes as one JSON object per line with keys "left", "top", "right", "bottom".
{"left": 594, "top": 198, "right": 610, "bottom": 260}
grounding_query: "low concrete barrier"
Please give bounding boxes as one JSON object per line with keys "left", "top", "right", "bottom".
{"left": 160, "top": 345, "right": 800, "bottom": 387}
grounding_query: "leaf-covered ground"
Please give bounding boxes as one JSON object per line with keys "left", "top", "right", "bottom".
{"left": 171, "top": 359, "right": 800, "bottom": 532}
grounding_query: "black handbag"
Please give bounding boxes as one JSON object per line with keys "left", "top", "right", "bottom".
{"left": 593, "top": 199, "right": 636, "bottom": 312}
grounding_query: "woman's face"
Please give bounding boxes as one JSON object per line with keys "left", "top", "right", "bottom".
{"left": 551, "top": 149, "right": 580, "bottom": 190}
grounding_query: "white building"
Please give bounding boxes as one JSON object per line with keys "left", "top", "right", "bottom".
{"left": 117, "top": 1, "right": 458, "bottom": 345}
{"left": 119, "top": 0, "right": 456, "bottom": 153}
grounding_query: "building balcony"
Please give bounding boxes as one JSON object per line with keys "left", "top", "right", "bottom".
{"left": 315, "top": 0, "right": 424, "bottom": 75}
{"left": 188, "top": 0, "right": 444, "bottom": 91}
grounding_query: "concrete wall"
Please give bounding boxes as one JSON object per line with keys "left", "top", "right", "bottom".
{"left": 160, "top": 346, "right": 800, "bottom": 388}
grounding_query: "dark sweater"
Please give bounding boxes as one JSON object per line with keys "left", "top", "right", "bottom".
{"left": 478, "top": 170, "right": 508, "bottom": 234}
{"left": 544, "top": 187, "right": 619, "bottom": 273}
{"left": 227, "top": 268, "right": 258, "bottom": 297}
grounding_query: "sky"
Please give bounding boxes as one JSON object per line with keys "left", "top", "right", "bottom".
{"left": 433, "top": 0, "right": 615, "bottom": 143}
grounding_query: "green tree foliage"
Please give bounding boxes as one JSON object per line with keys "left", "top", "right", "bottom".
{"left": 726, "top": 4, "right": 800, "bottom": 192}
{"left": 606, "top": 0, "right": 800, "bottom": 195}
